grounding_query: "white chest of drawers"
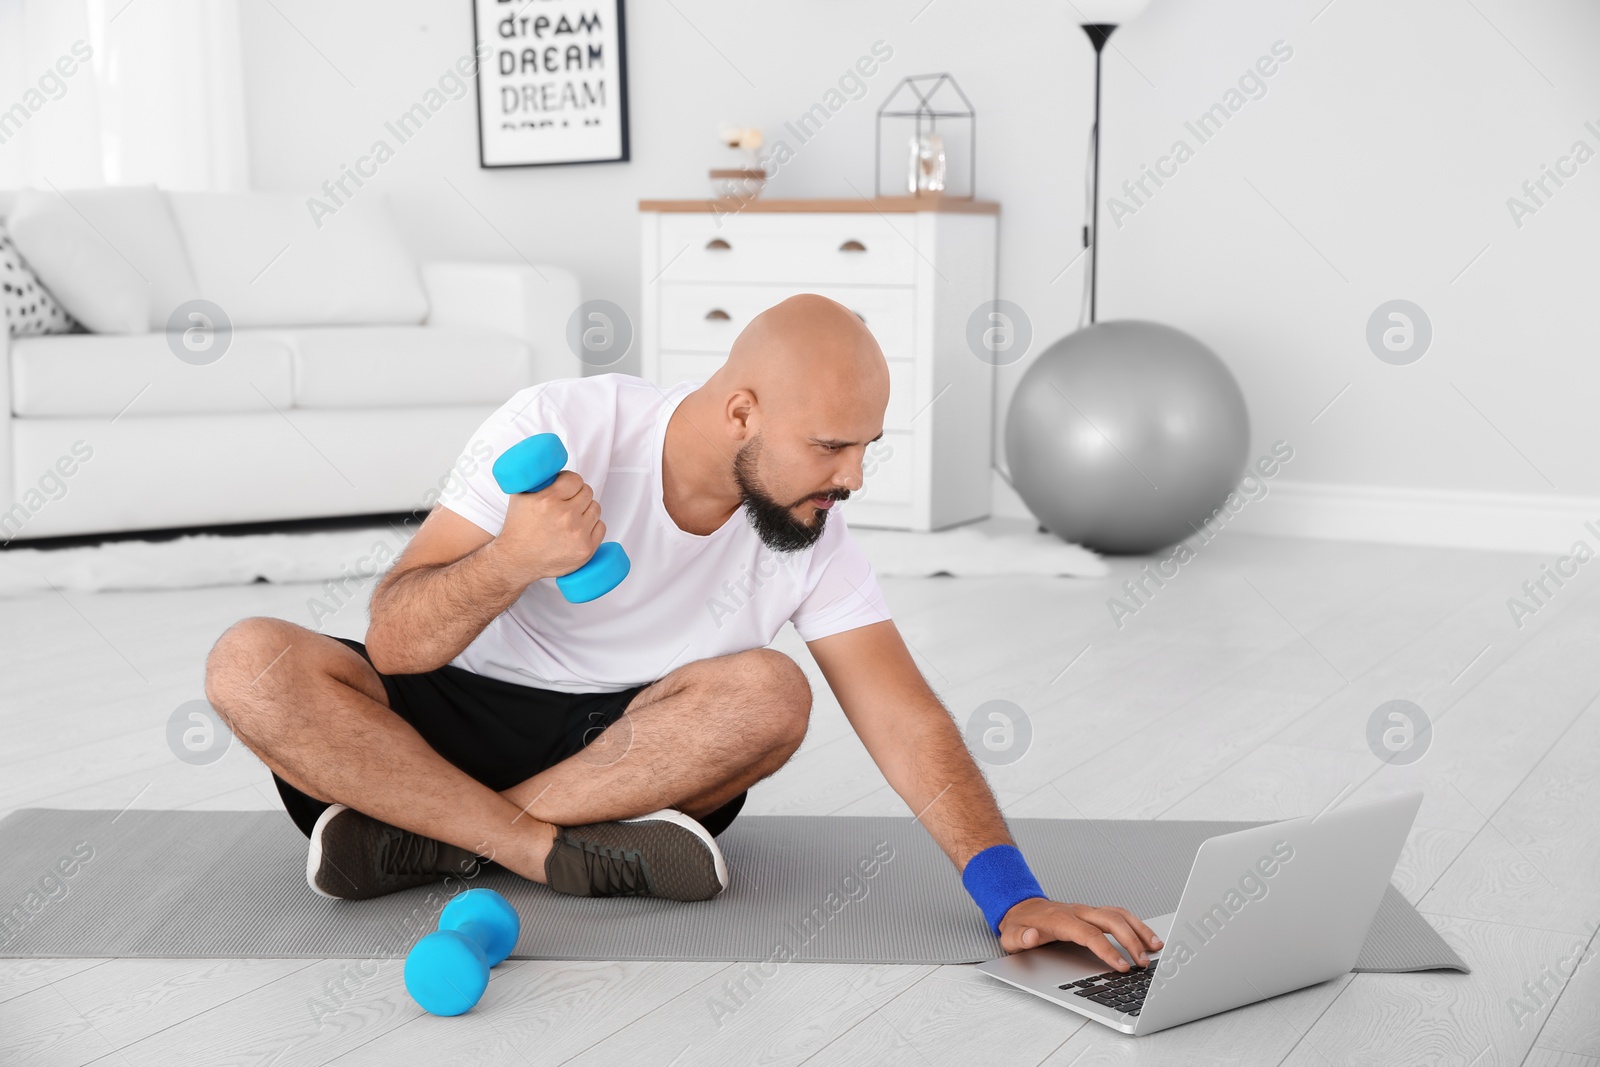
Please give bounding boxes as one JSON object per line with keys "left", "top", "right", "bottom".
{"left": 638, "top": 197, "right": 999, "bottom": 532}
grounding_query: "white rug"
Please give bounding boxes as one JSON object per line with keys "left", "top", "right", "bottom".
{"left": 0, "top": 516, "right": 1104, "bottom": 597}
{"left": 851, "top": 518, "right": 1106, "bottom": 579}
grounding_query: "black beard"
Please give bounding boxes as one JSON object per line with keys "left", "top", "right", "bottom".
{"left": 732, "top": 435, "right": 847, "bottom": 552}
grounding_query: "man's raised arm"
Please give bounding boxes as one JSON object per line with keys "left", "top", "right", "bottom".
{"left": 364, "top": 470, "right": 605, "bottom": 674}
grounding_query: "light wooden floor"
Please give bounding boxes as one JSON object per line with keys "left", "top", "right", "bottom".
{"left": 1, "top": 532, "right": 1596, "bottom": 1066}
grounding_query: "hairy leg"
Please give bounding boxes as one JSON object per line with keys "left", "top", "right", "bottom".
{"left": 204, "top": 617, "right": 559, "bottom": 882}
{"left": 208, "top": 620, "right": 809, "bottom": 883}
{"left": 499, "top": 646, "right": 813, "bottom": 827}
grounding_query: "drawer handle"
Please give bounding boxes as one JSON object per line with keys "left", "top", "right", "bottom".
{"left": 705, "top": 309, "right": 732, "bottom": 321}
{"left": 705, "top": 238, "right": 732, "bottom": 250}
{"left": 839, "top": 240, "right": 867, "bottom": 252}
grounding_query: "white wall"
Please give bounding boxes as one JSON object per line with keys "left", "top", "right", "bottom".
{"left": 239, "top": 0, "right": 1600, "bottom": 551}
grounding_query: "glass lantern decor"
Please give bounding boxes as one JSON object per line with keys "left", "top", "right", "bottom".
{"left": 875, "top": 74, "right": 975, "bottom": 200}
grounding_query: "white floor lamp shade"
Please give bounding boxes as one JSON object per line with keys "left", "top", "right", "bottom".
{"left": 1071, "top": 0, "right": 1150, "bottom": 25}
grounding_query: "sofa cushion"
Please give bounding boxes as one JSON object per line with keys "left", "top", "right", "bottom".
{"left": 5, "top": 186, "right": 199, "bottom": 334}
{"left": 1, "top": 221, "right": 78, "bottom": 337}
{"left": 284, "top": 327, "right": 530, "bottom": 408}
{"left": 10, "top": 331, "right": 294, "bottom": 417}
{"left": 168, "top": 192, "right": 428, "bottom": 328}
{"left": 7, "top": 405, "right": 497, "bottom": 539}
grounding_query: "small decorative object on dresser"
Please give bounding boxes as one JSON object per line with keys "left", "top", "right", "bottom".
{"left": 710, "top": 124, "right": 767, "bottom": 201}
{"left": 639, "top": 197, "right": 999, "bottom": 532}
{"left": 875, "top": 74, "right": 975, "bottom": 199}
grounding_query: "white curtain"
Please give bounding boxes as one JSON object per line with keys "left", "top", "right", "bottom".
{"left": 0, "top": 0, "right": 250, "bottom": 191}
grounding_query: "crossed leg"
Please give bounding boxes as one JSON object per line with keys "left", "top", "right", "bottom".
{"left": 203, "top": 617, "right": 813, "bottom": 884}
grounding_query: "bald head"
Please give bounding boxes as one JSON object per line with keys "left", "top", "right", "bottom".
{"left": 709, "top": 293, "right": 888, "bottom": 421}
{"left": 665, "top": 294, "right": 891, "bottom": 551}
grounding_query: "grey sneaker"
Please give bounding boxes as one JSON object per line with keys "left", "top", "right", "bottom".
{"left": 307, "top": 803, "right": 484, "bottom": 901}
{"left": 545, "top": 808, "right": 728, "bottom": 901}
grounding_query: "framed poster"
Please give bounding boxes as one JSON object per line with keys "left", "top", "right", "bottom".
{"left": 472, "top": 0, "right": 630, "bottom": 168}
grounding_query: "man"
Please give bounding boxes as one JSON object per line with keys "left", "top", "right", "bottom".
{"left": 205, "top": 294, "right": 1162, "bottom": 972}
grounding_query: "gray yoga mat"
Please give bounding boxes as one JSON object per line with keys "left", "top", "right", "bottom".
{"left": 0, "top": 808, "right": 1467, "bottom": 971}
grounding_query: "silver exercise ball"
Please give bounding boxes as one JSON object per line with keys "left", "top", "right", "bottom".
{"left": 1004, "top": 320, "right": 1249, "bottom": 555}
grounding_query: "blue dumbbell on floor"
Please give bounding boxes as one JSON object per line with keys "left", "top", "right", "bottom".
{"left": 492, "top": 433, "right": 631, "bottom": 603}
{"left": 404, "top": 888, "right": 521, "bottom": 1016}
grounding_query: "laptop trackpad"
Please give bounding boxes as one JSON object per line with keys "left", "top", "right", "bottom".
{"left": 984, "top": 913, "right": 1175, "bottom": 983}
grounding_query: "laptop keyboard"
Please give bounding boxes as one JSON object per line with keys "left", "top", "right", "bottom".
{"left": 1058, "top": 959, "right": 1160, "bottom": 1017}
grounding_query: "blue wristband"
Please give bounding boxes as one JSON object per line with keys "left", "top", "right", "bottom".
{"left": 961, "top": 844, "right": 1046, "bottom": 937}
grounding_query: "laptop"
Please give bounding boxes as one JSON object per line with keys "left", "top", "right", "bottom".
{"left": 974, "top": 791, "right": 1422, "bottom": 1036}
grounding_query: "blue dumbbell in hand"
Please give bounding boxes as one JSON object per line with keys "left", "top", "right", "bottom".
{"left": 492, "top": 433, "right": 631, "bottom": 603}
{"left": 404, "top": 888, "right": 520, "bottom": 1016}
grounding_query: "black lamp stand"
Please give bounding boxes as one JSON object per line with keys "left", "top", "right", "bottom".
{"left": 1081, "top": 23, "right": 1117, "bottom": 325}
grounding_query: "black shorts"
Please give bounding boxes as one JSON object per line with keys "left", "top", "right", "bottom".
{"left": 273, "top": 637, "right": 746, "bottom": 840}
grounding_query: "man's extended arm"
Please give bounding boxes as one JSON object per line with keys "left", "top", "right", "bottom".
{"left": 808, "top": 619, "right": 1162, "bottom": 969}
{"left": 809, "top": 623, "right": 1011, "bottom": 865}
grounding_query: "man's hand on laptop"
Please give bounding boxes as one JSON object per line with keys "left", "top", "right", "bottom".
{"left": 999, "top": 898, "right": 1164, "bottom": 971}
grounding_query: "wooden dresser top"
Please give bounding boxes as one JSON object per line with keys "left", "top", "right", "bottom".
{"left": 639, "top": 196, "right": 999, "bottom": 215}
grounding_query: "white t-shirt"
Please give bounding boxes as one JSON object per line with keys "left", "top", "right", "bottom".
{"left": 440, "top": 373, "right": 893, "bottom": 693}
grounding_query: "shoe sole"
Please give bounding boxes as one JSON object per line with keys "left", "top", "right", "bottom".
{"left": 621, "top": 807, "right": 729, "bottom": 894}
{"left": 306, "top": 802, "right": 350, "bottom": 899}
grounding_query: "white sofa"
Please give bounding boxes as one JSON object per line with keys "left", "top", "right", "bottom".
{"left": 0, "top": 187, "right": 580, "bottom": 541}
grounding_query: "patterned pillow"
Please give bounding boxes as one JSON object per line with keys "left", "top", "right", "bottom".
{"left": 1, "top": 220, "right": 79, "bottom": 337}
